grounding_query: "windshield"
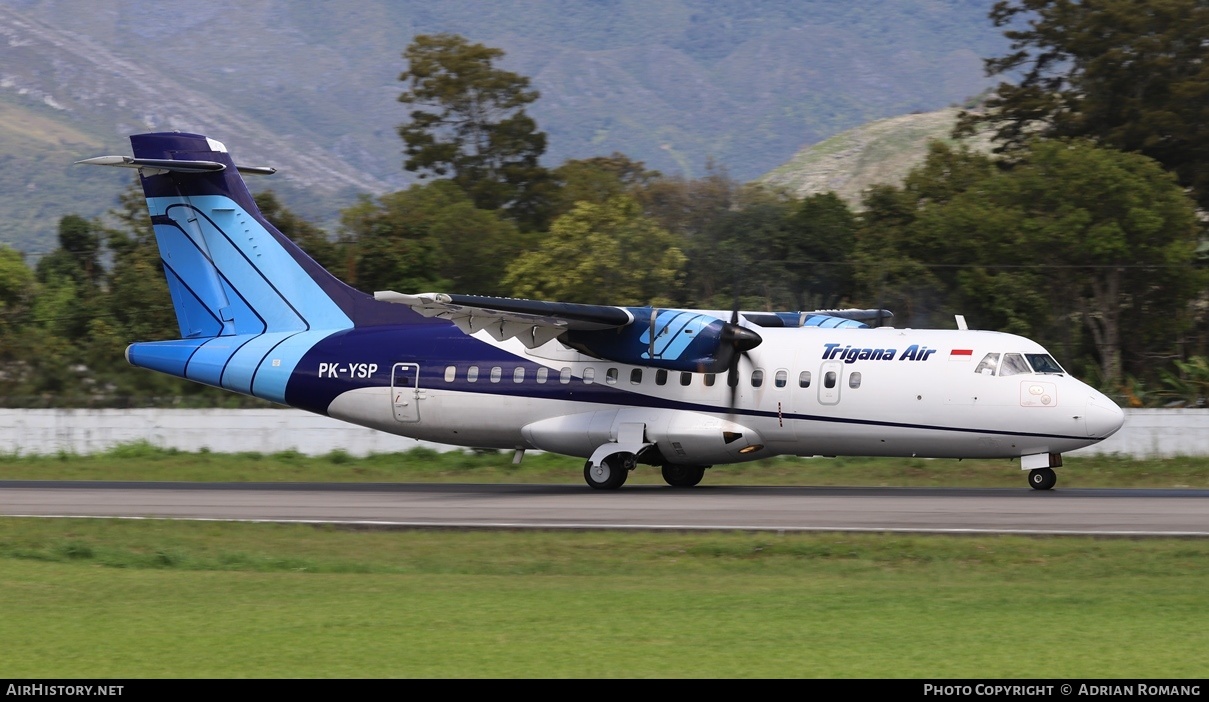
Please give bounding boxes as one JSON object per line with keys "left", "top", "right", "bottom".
{"left": 1026, "top": 353, "right": 1064, "bottom": 374}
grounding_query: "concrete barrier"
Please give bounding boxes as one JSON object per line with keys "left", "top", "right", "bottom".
{"left": 0, "top": 408, "right": 1206, "bottom": 459}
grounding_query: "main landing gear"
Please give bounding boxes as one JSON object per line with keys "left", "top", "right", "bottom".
{"left": 583, "top": 453, "right": 711, "bottom": 490}
{"left": 584, "top": 452, "right": 636, "bottom": 490}
{"left": 661, "top": 464, "right": 706, "bottom": 488}
{"left": 1028, "top": 467, "right": 1057, "bottom": 490}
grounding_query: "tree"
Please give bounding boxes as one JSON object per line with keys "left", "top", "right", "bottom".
{"left": 784, "top": 192, "right": 859, "bottom": 310}
{"left": 504, "top": 196, "right": 686, "bottom": 307}
{"left": 338, "top": 181, "right": 530, "bottom": 296}
{"left": 859, "top": 139, "right": 1201, "bottom": 387}
{"left": 398, "top": 33, "right": 551, "bottom": 226}
{"left": 958, "top": 0, "right": 1209, "bottom": 210}
{"left": 550, "top": 153, "right": 661, "bottom": 217}
{"left": 0, "top": 245, "right": 33, "bottom": 325}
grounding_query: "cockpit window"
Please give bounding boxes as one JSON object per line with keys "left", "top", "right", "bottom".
{"left": 974, "top": 353, "right": 1000, "bottom": 376}
{"left": 999, "top": 353, "right": 1032, "bottom": 376}
{"left": 1026, "top": 354, "right": 1064, "bottom": 374}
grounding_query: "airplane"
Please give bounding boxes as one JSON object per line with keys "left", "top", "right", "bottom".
{"left": 77, "top": 132, "right": 1126, "bottom": 490}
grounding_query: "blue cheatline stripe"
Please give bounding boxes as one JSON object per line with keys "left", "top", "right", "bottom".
{"left": 251, "top": 329, "right": 347, "bottom": 404}
{"left": 129, "top": 329, "right": 343, "bottom": 405}
{"left": 185, "top": 336, "right": 257, "bottom": 386}
{"left": 221, "top": 331, "right": 307, "bottom": 394}
{"left": 145, "top": 195, "right": 353, "bottom": 333}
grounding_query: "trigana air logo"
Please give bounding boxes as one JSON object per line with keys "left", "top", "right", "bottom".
{"left": 822, "top": 343, "right": 938, "bottom": 363}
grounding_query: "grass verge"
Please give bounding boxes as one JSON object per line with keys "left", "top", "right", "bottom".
{"left": 1, "top": 518, "right": 1207, "bottom": 678}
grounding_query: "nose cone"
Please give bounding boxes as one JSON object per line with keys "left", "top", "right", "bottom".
{"left": 1084, "top": 393, "right": 1125, "bottom": 439}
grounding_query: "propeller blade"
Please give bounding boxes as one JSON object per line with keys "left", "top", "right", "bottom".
{"left": 719, "top": 321, "right": 761, "bottom": 412}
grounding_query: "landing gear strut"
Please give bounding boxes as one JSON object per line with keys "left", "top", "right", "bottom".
{"left": 661, "top": 464, "right": 706, "bottom": 488}
{"left": 1028, "top": 467, "right": 1057, "bottom": 491}
{"left": 584, "top": 452, "right": 635, "bottom": 490}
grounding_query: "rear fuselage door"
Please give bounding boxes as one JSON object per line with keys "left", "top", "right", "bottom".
{"left": 391, "top": 362, "right": 422, "bottom": 422}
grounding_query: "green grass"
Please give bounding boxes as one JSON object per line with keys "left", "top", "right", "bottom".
{"left": 1, "top": 518, "right": 1207, "bottom": 678}
{"left": 2, "top": 441, "right": 1209, "bottom": 488}
{"left": 3, "top": 445, "right": 1206, "bottom": 677}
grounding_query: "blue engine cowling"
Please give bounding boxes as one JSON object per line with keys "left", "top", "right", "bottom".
{"left": 562, "top": 308, "right": 757, "bottom": 373}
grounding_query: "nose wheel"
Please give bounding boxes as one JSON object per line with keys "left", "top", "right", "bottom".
{"left": 1028, "top": 467, "right": 1057, "bottom": 490}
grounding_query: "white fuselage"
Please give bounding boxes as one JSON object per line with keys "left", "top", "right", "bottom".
{"left": 324, "top": 325, "right": 1125, "bottom": 465}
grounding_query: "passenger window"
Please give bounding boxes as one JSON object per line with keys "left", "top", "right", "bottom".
{"left": 774, "top": 370, "right": 787, "bottom": 388}
{"left": 656, "top": 369, "right": 668, "bottom": 386}
{"left": 751, "top": 370, "right": 764, "bottom": 388}
{"left": 630, "top": 369, "right": 643, "bottom": 384}
{"left": 680, "top": 372, "right": 692, "bottom": 386}
{"left": 799, "top": 371, "right": 811, "bottom": 388}
{"left": 974, "top": 353, "right": 1000, "bottom": 376}
{"left": 536, "top": 367, "right": 549, "bottom": 384}
{"left": 1000, "top": 353, "right": 1031, "bottom": 377}
{"left": 849, "top": 372, "right": 862, "bottom": 389}
{"left": 560, "top": 367, "right": 571, "bottom": 384}
{"left": 704, "top": 373, "right": 716, "bottom": 387}
{"left": 513, "top": 367, "right": 525, "bottom": 383}
{"left": 444, "top": 366, "right": 456, "bottom": 382}
{"left": 824, "top": 371, "right": 836, "bottom": 389}
{"left": 583, "top": 367, "right": 595, "bottom": 384}
{"left": 467, "top": 366, "right": 479, "bottom": 383}
{"left": 606, "top": 368, "right": 619, "bottom": 385}
{"left": 490, "top": 366, "right": 502, "bottom": 383}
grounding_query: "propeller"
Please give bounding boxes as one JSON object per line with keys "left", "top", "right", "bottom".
{"left": 720, "top": 302, "right": 762, "bottom": 412}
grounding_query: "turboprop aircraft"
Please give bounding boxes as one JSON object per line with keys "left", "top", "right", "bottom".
{"left": 78, "top": 132, "right": 1125, "bottom": 490}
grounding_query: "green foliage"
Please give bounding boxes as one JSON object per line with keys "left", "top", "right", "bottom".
{"left": 398, "top": 33, "right": 551, "bottom": 227}
{"left": 550, "top": 154, "right": 662, "bottom": 216}
{"left": 0, "top": 245, "right": 34, "bottom": 324}
{"left": 960, "top": 0, "right": 1209, "bottom": 211}
{"left": 854, "top": 139, "right": 1201, "bottom": 387}
{"left": 1158, "top": 356, "right": 1209, "bottom": 408}
{"left": 505, "top": 195, "right": 687, "bottom": 306}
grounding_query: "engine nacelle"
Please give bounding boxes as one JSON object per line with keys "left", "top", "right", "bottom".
{"left": 562, "top": 308, "right": 757, "bottom": 373}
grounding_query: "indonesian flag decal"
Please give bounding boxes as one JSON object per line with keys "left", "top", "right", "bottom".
{"left": 950, "top": 349, "right": 973, "bottom": 361}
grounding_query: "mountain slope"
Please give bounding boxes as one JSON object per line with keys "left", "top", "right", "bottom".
{"left": 0, "top": 0, "right": 1008, "bottom": 254}
{"left": 757, "top": 107, "right": 996, "bottom": 206}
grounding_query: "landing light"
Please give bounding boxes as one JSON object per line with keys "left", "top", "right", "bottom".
{"left": 738, "top": 444, "right": 764, "bottom": 455}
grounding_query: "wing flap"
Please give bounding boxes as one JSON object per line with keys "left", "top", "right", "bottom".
{"left": 375, "top": 291, "right": 634, "bottom": 348}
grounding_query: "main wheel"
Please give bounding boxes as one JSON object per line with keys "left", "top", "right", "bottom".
{"left": 661, "top": 464, "right": 706, "bottom": 488}
{"left": 584, "top": 453, "right": 633, "bottom": 490}
{"left": 1028, "top": 467, "right": 1057, "bottom": 490}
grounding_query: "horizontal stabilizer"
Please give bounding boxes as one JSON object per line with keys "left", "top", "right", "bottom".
{"left": 76, "top": 155, "right": 276, "bottom": 176}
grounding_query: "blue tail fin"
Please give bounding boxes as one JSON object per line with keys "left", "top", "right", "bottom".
{"left": 79, "top": 132, "right": 405, "bottom": 402}
{"left": 128, "top": 132, "right": 360, "bottom": 337}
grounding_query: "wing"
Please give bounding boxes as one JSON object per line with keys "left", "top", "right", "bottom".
{"left": 375, "top": 291, "right": 633, "bottom": 348}
{"left": 375, "top": 291, "right": 761, "bottom": 373}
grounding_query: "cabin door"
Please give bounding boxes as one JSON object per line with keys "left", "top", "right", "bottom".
{"left": 391, "top": 363, "right": 423, "bottom": 422}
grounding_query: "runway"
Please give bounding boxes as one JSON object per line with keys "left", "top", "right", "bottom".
{"left": 2, "top": 481, "right": 1207, "bottom": 536}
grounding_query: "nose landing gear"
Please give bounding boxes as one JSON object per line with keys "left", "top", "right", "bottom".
{"left": 1028, "top": 467, "right": 1057, "bottom": 490}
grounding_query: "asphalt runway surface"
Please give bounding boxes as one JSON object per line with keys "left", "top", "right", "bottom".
{"left": 1, "top": 481, "right": 1207, "bottom": 536}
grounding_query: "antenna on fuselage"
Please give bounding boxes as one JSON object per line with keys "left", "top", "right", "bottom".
{"left": 955, "top": 315, "right": 969, "bottom": 330}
